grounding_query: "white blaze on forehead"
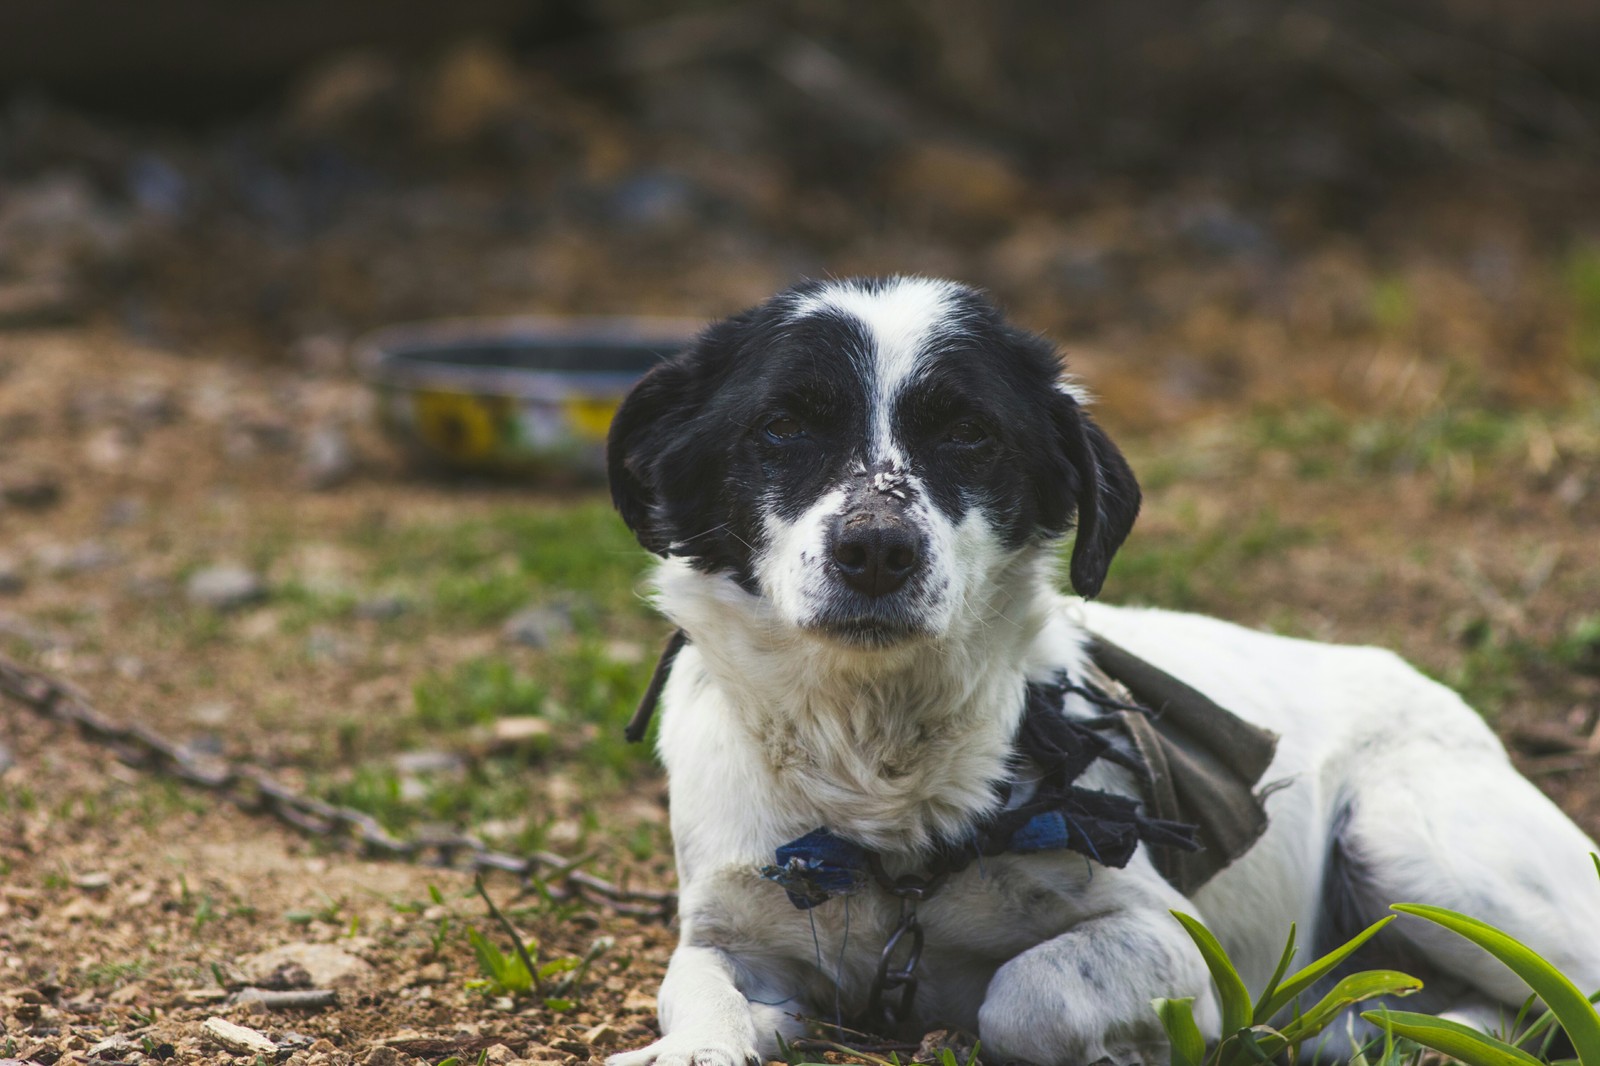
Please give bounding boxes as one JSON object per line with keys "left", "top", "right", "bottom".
{"left": 789, "top": 277, "right": 968, "bottom": 461}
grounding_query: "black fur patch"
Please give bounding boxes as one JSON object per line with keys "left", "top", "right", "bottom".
{"left": 607, "top": 278, "right": 1141, "bottom": 598}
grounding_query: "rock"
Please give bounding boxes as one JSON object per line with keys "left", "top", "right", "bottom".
{"left": 621, "top": 988, "right": 656, "bottom": 1013}
{"left": 501, "top": 604, "right": 573, "bottom": 648}
{"left": 35, "top": 540, "right": 116, "bottom": 576}
{"left": 0, "top": 466, "right": 62, "bottom": 509}
{"left": 201, "top": 1018, "right": 277, "bottom": 1056}
{"left": 915, "top": 1029, "right": 979, "bottom": 1065}
{"left": 360, "top": 1046, "right": 411, "bottom": 1066}
{"left": 300, "top": 424, "right": 356, "bottom": 490}
{"left": 354, "top": 595, "right": 409, "bottom": 621}
{"left": 490, "top": 717, "right": 552, "bottom": 750}
{"left": 580, "top": 1024, "right": 622, "bottom": 1048}
{"left": 186, "top": 566, "right": 267, "bottom": 610}
{"left": 103, "top": 496, "right": 148, "bottom": 527}
{"left": 239, "top": 943, "right": 375, "bottom": 989}
{"left": 0, "top": 554, "right": 24, "bottom": 594}
{"left": 481, "top": 1045, "right": 517, "bottom": 1065}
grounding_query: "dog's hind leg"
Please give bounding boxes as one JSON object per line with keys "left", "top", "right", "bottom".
{"left": 1327, "top": 746, "right": 1600, "bottom": 1021}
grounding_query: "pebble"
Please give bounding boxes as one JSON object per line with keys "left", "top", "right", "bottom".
{"left": 354, "top": 594, "right": 409, "bottom": 621}
{"left": 580, "top": 1024, "right": 622, "bottom": 1048}
{"left": 490, "top": 717, "right": 552, "bottom": 750}
{"left": 239, "top": 942, "right": 375, "bottom": 988}
{"left": 186, "top": 565, "right": 268, "bottom": 610}
{"left": 501, "top": 604, "right": 573, "bottom": 648}
{"left": 300, "top": 424, "right": 356, "bottom": 490}
{"left": 36, "top": 539, "right": 117, "bottom": 576}
{"left": 0, "top": 554, "right": 24, "bottom": 594}
{"left": 0, "top": 466, "right": 62, "bottom": 509}
{"left": 201, "top": 1018, "right": 277, "bottom": 1056}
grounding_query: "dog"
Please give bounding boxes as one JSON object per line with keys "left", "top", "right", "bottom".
{"left": 602, "top": 276, "right": 1600, "bottom": 1066}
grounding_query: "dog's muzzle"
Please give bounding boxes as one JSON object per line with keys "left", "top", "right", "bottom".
{"left": 828, "top": 503, "right": 925, "bottom": 598}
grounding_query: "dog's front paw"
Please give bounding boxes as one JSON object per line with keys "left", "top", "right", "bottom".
{"left": 605, "top": 1034, "right": 759, "bottom": 1066}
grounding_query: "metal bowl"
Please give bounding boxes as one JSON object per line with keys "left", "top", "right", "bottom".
{"left": 358, "top": 316, "right": 697, "bottom": 478}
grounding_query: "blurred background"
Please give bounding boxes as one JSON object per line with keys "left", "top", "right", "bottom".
{"left": 2, "top": 4, "right": 1600, "bottom": 1057}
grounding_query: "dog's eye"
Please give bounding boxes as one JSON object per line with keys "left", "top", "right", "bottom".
{"left": 946, "top": 421, "right": 988, "bottom": 446}
{"left": 765, "top": 416, "right": 805, "bottom": 441}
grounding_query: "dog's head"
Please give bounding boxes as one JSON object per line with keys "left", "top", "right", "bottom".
{"left": 608, "top": 277, "right": 1139, "bottom": 648}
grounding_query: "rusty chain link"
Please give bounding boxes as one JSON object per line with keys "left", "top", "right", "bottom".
{"left": 0, "top": 652, "right": 676, "bottom": 920}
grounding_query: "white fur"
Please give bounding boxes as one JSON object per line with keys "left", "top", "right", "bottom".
{"left": 790, "top": 276, "right": 966, "bottom": 463}
{"left": 610, "top": 287, "right": 1600, "bottom": 1066}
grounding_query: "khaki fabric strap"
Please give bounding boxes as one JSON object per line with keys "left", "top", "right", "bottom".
{"left": 1087, "top": 636, "right": 1280, "bottom": 895}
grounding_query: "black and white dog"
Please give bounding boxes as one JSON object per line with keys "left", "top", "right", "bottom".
{"left": 604, "top": 276, "right": 1600, "bottom": 1066}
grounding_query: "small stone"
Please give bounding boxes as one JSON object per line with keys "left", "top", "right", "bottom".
{"left": 71, "top": 871, "right": 111, "bottom": 891}
{"left": 36, "top": 539, "right": 116, "bottom": 576}
{"left": 0, "top": 466, "right": 62, "bottom": 509}
{"left": 501, "top": 604, "right": 573, "bottom": 648}
{"left": 580, "top": 1024, "right": 622, "bottom": 1048}
{"left": 300, "top": 424, "right": 356, "bottom": 490}
{"left": 481, "top": 1045, "right": 516, "bottom": 1065}
{"left": 0, "top": 554, "right": 23, "bottom": 595}
{"left": 354, "top": 595, "right": 409, "bottom": 621}
{"left": 103, "top": 496, "right": 147, "bottom": 527}
{"left": 186, "top": 565, "right": 267, "bottom": 610}
{"left": 490, "top": 717, "right": 551, "bottom": 749}
{"left": 621, "top": 988, "right": 656, "bottom": 1012}
{"left": 202, "top": 1017, "right": 277, "bottom": 1056}
{"left": 359, "top": 1046, "right": 409, "bottom": 1066}
{"left": 239, "top": 943, "right": 374, "bottom": 989}
{"left": 392, "top": 750, "right": 466, "bottom": 776}
{"left": 88, "top": 1036, "right": 140, "bottom": 1059}
{"left": 915, "top": 1029, "right": 978, "bottom": 1065}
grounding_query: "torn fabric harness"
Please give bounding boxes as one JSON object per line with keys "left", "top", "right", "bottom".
{"left": 623, "top": 628, "right": 1279, "bottom": 1032}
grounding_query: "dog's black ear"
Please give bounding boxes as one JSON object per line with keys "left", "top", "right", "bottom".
{"left": 607, "top": 356, "right": 699, "bottom": 555}
{"left": 1051, "top": 394, "right": 1141, "bottom": 599}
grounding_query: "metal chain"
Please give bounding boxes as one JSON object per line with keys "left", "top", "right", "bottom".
{"left": 0, "top": 653, "right": 676, "bottom": 920}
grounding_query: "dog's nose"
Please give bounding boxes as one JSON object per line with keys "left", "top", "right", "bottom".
{"left": 830, "top": 512, "right": 921, "bottom": 597}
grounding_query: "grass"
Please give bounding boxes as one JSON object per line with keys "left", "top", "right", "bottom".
{"left": 1100, "top": 505, "right": 1322, "bottom": 612}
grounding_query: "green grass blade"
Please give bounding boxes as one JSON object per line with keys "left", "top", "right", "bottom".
{"left": 1172, "top": 911, "right": 1253, "bottom": 1038}
{"left": 1253, "top": 923, "right": 1298, "bottom": 1025}
{"left": 1362, "top": 1009, "right": 1546, "bottom": 1066}
{"left": 1392, "top": 904, "right": 1600, "bottom": 1066}
{"left": 466, "top": 927, "right": 510, "bottom": 987}
{"left": 1256, "top": 916, "right": 1396, "bottom": 1022}
{"left": 1276, "top": 969, "right": 1422, "bottom": 1044}
{"left": 1152, "top": 997, "right": 1206, "bottom": 1066}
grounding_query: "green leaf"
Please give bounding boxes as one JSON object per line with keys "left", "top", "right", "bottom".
{"left": 1362, "top": 1009, "right": 1545, "bottom": 1066}
{"left": 1153, "top": 997, "right": 1206, "bottom": 1066}
{"left": 1256, "top": 916, "right": 1396, "bottom": 1022}
{"left": 467, "top": 926, "right": 508, "bottom": 983}
{"left": 543, "top": 996, "right": 576, "bottom": 1012}
{"left": 1253, "top": 923, "right": 1298, "bottom": 1024}
{"left": 1276, "top": 969, "right": 1422, "bottom": 1044}
{"left": 1172, "top": 911, "right": 1253, "bottom": 1038}
{"left": 1392, "top": 903, "right": 1600, "bottom": 1066}
{"left": 538, "top": 957, "right": 581, "bottom": 980}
